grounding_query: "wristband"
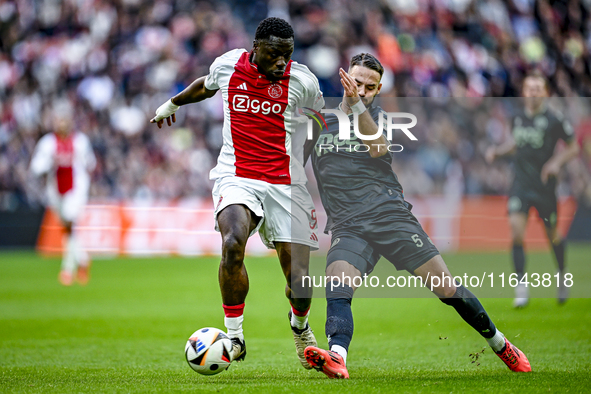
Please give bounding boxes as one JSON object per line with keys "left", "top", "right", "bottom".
{"left": 154, "top": 99, "right": 180, "bottom": 121}
{"left": 350, "top": 99, "right": 367, "bottom": 115}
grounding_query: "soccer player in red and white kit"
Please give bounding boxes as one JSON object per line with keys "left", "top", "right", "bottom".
{"left": 30, "top": 106, "right": 96, "bottom": 286}
{"left": 151, "top": 18, "right": 324, "bottom": 368}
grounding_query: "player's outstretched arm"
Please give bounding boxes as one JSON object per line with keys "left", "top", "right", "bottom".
{"left": 29, "top": 136, "right": 53, "bottom": 177}
{"left": 485, "top": 139, "right": 516, "bottom": 164}
{"left": 541, "top": 139, "right": 580, "bottom": 183}
{"left": 150, "top": 76, "right": 218, "bottom": 129}
{"left": 339, "top": 68, "right": 387, "bottom": 158}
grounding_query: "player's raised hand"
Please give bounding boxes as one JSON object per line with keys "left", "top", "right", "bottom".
{"left": 485, "top": 146, "right": 496, "bottom": 164}
{"left": 339, "top": 68, "right": 360, "bottom": 107}
{"left": 541, "top": 159, "right": 560, "bottom": 184}
{"left": 150, "top": 99, "right": 179, "bottom": 129}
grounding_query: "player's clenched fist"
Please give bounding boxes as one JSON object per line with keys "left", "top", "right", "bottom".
{"left": 150, "top": 99, "right": 179, "bottom": 128}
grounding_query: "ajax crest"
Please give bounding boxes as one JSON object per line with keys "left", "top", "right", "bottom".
{"left": 268, "top": 84, "right": 283, "bottom": 98}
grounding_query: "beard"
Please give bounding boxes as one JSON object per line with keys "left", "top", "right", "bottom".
{"left": 361, "top": 96, "right": 375, "bottom": 107}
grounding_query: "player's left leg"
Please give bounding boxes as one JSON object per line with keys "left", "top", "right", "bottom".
{"left": 304, "top": 259, "right": 360, "bottom": 379}
{"left": 545, "top": 226, "right": 569, "bottom": 304}
{"left": 264, "top": 183, "right": 319, "bottom": 369}
{"left": 539, "top": 199, "right": 568, "bottom": 304}
{"left": 509, "top": 211, "right": 529, "bottom": 308}
{"left": 276, "top": 241, "right": 317, "bottom": 369}
{"left": 414, "top": 255, "right": 531, "bottom": 372}
{"left": 59, "top": 220, "right": 76, "bottom": 286}
{"left": 61, "top": 191, "right": 91, "bottom": 285}
{"left": 303, "top": 259, "right": 359, "bottom": 379}
{"left": 305, "top": 234, "right": 378, "bottom": 379}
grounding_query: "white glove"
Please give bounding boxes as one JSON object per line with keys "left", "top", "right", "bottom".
{"left": 151, "top": 99, "right": 180, "bottom": 123}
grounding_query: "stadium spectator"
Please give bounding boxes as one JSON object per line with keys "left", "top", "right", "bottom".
{"left": 0, "top": 0, "right": 589, "bottom": 210}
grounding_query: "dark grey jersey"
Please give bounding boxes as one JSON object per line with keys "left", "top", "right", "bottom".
{"left": 510, "top": 106, "right": 574, "bottom": 196}
{"left": 311, "top": 105, "right": 408, "bottom": 233}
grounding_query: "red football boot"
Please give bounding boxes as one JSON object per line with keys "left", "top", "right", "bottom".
{"left": 496, "top": 338, "right": 532, "bottom": 372}
{"left": 304, "top": 346, "right": 349, "bottom": 379}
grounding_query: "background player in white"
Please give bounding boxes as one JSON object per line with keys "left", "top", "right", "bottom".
{"left": 151, "top": 17, "right": 324, "bottom": 369}
{"left": 30, "top": 103, "right": 96, "bottom": 286}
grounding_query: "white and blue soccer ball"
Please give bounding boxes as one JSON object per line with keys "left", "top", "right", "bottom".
{"left": 185, "top": 327, "right": 232, "bottom": 375}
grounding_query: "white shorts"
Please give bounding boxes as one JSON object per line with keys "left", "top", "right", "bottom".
{"left": 212, "top": 177, "right": 319, "bottom": 250}
{"left": 47, "top": 187, "right": 88, "bottom": 223}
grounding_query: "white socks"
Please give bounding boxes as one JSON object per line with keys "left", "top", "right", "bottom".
{"left": 74, "top": 237, "right": 90, "bottom": 267}
{"left": 331, "top": 345, "right": 348, "bottom": 365}
{"left": 487, "top": 329, "right": 506, "bottom": 353}
{"left": 61, "top": 233, "right": 89, "bottom": 273}
{"left": 61, "top": 234, "right": 76, "bottom": 273}
{"left": 290, "top": 308, "right": 309, "bottom": 330}
{"left": 225, "top": 315, "right": 244, "bottom": 341}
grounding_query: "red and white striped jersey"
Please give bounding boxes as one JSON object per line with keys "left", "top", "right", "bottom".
{"left": 30, "top": 132, "right": 96, "bottom": 196}
{"left": 205, "top": 49, "right": 324, "bottom": 185}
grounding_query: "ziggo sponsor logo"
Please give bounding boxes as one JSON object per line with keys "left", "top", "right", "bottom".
{"left": 232, "top": 94, "right": 284, "bottom": 115}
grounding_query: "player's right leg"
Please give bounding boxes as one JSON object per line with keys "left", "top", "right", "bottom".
{"left": 217, "top": 204, "right": 259, "bottom": 362}
{"left": 509, "top": 211, "right": 529, "bottom": 308}
{"left": 414, "top": 255, "right": 531, "bottom": 372}
{"left": 276, "top": 242, "right": 318, "bottom": 369}
{"left": 262, "top": 183, "right": 320, "bottom": 369}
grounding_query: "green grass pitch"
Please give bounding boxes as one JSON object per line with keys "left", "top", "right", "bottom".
{"left": 1, "top": 246, "right": 590, "bottom": 393}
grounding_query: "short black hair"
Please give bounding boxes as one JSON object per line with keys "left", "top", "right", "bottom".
{"left": 254, "top": 17, "right": 294, "bottom": 41}
{"left": 350, "top": 53, "right": 384, "bottom": 78}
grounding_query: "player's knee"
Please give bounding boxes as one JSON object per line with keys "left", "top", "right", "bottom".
{"left": 221, "top": 233, "right": 247, "bottom": 264}
{"left": 440, "top": 284, "right": 475, "bottom": 304}
{"left": 326, "top": 260, "right": 361, "bottom": 282}
{"left": 435, "top": 285, "right": 457, "bottom": 299}
{"left": 289, "top": 263, "right": 308, "bottom": 281}
{"left": 440, "top": 284, "right": 463, "bottom": 304}
{"left": 512, "top": 235, "right": 524, "bottom": 245}
{"left": 63, "top": 221, "right": 73, "bottom": 234}
{"left": 288, "top": 276, "right": 312, "bottom": 300}
{"left": 426, "top": 273, "right": 457, "bottom": 299}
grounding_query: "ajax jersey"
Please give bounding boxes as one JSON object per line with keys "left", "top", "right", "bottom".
{"left": 205, "top": 49, "right": 324, "bottom": 185}
{"left": 30, "top": 132, "right": 96, "bottom": 200}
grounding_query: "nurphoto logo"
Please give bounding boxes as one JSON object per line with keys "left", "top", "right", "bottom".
{"left": 303, "top": 107, "right": 418, "bottom": 154}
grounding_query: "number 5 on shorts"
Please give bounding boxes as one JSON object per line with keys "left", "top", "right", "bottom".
{"left": 412, "top": 234, "right": 423, "bottom": 247}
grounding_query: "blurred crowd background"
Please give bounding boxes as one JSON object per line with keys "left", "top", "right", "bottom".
{"left": 1, "top": 0, "right": 591, "bottom": 212}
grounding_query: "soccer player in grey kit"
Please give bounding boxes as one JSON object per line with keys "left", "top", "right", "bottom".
{"left": 486, "top": 71, "right": 579, "bottom": 308}
{"left": 304, "top": 53, "right": 531, "bottom": 378}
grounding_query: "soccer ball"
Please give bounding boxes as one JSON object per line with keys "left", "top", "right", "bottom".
{"left": 185, "top": 327, "right": 232, "bottom": 375}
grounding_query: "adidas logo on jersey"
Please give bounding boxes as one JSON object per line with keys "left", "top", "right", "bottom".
{"left": 237, "top": 83, "right": 248, "bottom": 90}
